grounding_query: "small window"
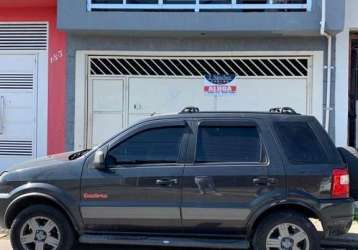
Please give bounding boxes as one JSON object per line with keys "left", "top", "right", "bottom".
{"left": 106, "top": 126, "right": 184, "bottom": 166}
{"left": 274, "top": 121, "right": 328, "bottom": 164}
{"left": 196, "top": 126, "right": 264, "bottom": 163}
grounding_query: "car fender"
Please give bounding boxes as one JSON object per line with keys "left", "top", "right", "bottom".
{"left": 246, "top": 200, "right": 325, "bottom": 238}
{"left": 4, "top": 183, "right": 83, "bottom": 232}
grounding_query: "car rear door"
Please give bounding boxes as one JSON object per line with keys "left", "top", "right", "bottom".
{"left": 181, "top": 118, "right": 285, "bottom": 235}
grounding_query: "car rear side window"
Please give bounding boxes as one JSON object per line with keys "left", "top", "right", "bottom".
{"left": 196, "top": 126, "right": 264, "bottom": 163}
{"left": 106, "top": 126, "right": 184, "bottom": 165}
{"left": 274, "top": 121, "right": 328, "bottom": 164}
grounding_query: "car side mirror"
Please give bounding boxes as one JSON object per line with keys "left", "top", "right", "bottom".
{"left": 93, "top": 150, "right": 106, "bottom": 170}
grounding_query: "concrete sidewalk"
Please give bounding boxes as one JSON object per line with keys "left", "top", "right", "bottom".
{"left": 0, "top": 237, "right": 10, "bottom": 250}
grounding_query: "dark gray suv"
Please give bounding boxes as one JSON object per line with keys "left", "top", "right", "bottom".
{"left": 0, "top": 107, "right": 354, "bottom": 250}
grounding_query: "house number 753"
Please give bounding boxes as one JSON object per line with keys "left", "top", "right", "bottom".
{"left": 50, "top": 50, "right": 64, "bottom": 64}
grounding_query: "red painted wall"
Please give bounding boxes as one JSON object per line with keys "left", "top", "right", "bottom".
{"left": 0, "top": 6, "right": 67, "bottom": 155}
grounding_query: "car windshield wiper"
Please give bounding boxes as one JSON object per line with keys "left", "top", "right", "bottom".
{"left": 69, "top": 149, "right": 91, "bottom": 160}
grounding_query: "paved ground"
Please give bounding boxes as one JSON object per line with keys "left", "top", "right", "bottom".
{"left": 0, "top": 239, "right": 353, "bottom": 250}
{"left": 0, "top": 241, "right": 350, "bottom": 250}
{"left": 1, "top": 222, "right": 357, "bottom": 250}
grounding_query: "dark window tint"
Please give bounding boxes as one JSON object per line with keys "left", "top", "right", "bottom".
{"left": 106, "top": 127, "right": 184, "bottom": 165}
{"left": 275, "top": 121, "right": 328, "bottom": 164}
{"left": 196, "top": 126, "right": 263, "bottom": 163}
{"left": 93, "top": 0, "right": 122, "bottom": 3}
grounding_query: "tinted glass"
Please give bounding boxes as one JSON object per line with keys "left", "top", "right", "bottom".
{"left": 126, "top": 0, "right": 157, "bottom": 4}
{"left": 164, "top": 0, "right": 195, "bottom": 4}
{"left": 196, "top": 126, "right": 263, "bottom": 163}
{"left": 106, "top": 127, "right": 184, "bottom": 165}
{"left": 92, "top": 0, "right": 122, "bottom": 3}
{"left": 275, "top": 121, "right": 328, "bottom": 164}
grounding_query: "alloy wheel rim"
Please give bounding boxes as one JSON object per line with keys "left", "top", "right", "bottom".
{"left": 266, "top": 223, "right": 310, "bottom": 250}
{"left": 20, "top": 216, "right": 61, "bottom": 250}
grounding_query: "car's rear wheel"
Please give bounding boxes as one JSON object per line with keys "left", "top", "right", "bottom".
{"left": 10, "top": 205, "right": 75, "bottom": 250}
{"left": 252, "top": 211, "right": 320, "bottom": 250}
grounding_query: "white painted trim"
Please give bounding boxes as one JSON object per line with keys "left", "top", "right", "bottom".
{"left": 334, "top": 31, "right": 349, "bottom": 147}
{"left": 311, "top": 51, "right": 324, "bottom": 124}
{"left": 74, "top": 50, "right": 324, "bottom": 150}
{"left": 88, "top": 2, "right": 310, "bottom": 12}
{"left": 81, "top": 50, "right": 320, "bottom": 57}
{"left": 75, "top": 51, "right": 88, "bottom": 150}
{"left": 36, "top": 50, "right": 48, "bottom": 157}
{"left": 32, "top": 55, "right": 38, "bottom": 157}
{"left": 0, "top": 21, "right": 49, "bottom": 24}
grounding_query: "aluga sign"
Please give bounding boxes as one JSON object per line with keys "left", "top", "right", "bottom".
{"left": 204, "top": 74, "right": 237, "bottom": 96}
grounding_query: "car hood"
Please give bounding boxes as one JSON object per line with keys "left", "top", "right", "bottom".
{"left": 1, "top": 151, "right": 76, "bottom": 174}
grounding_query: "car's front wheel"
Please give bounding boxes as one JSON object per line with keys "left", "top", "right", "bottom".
{"left": 10, "top": 205, "right": 75, "bottom": 250}
{"left": 252, "top": 211, "right": 320, "bottom": 250}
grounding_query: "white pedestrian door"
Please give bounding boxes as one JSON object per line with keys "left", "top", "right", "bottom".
{"left": 0, "top": 54, "right": 36, "bottom": 171}
{"left": 88, "top": 78, "right": 125, "bottom": 147}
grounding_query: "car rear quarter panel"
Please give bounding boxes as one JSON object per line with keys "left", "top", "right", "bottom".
{"left": 271, "top": 116, "right": 344, "bottom": 200}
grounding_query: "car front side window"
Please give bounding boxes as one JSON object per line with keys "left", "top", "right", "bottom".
{"left": 106, "top": 126, "right": 185, "bottom": 166}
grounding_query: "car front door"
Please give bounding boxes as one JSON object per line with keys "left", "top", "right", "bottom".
{"left": 181, "top": 119, "right": 285, "bottom": 235}
{"left": 81, "top": 120, "right": 188, "bottom": 233}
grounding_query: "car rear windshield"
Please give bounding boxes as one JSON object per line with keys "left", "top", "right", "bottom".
{"left": 274, "top": 121, "right": 329, "bottom": 164}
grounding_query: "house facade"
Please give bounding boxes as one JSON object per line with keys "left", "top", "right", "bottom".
{"left": 0, "top": 0, "right": 356, "bottom": 169}
{"left": 58, "top": 0, "right": 349, "bottom": 151}
{"left": 0, "top": 0, "right": 67, "bottom": 170}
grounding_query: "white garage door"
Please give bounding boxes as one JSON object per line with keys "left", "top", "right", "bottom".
{"left": 87, "top": 56, "right": 311, "bottom": 147}
{"left": 128, "top": 77, "right": 307, "bottom": 125}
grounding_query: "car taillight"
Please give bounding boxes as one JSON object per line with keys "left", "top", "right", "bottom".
{"left": 331, "top": 168, "right": 350, "bottom": 199}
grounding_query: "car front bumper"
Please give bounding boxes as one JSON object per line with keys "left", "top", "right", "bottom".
{"left": 0, "top": 193, "right": 11, "bottom": 229}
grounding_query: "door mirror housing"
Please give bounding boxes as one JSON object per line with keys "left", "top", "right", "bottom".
{"left": 93, "top": 150, "right": 106, "bottom": 170}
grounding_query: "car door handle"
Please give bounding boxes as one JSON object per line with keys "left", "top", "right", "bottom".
{"left": 156, "top": 178, "right": 178, "bottom": 186}
{"left": 253, "top": 177, "right": 277, "bottom": 186}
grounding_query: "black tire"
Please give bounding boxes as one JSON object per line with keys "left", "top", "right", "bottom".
{"left": 10, "top": 205, "right": 75, "bottom": 250}
{"left": 252, "top": 211, "right": 320, "bottom": 250}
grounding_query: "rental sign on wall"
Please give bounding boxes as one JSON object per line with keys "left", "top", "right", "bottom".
{"left": 204, "top": 74, "right": 237, "bottom": 96}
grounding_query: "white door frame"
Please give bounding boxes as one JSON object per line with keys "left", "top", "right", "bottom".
{"left": 0, "top": 50, "right": 48, "bottom": 158}
{"left": 75, "top": 50, "right": 324, "bottom": 150}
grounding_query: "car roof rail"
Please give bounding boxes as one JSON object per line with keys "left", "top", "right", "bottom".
{"left": 180, "top": 106, "right": 200, "bottom": 114}
{"left": 269, "top": 107, "right": 299, "bottom": 115}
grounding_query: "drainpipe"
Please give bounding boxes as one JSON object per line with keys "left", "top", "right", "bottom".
{"left": 321, "top": 0, "right": 333, "bottom": 132}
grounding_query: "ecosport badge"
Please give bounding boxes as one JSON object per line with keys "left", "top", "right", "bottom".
{"left": 83, "top": 192, "right": 108, "bottom": 200}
